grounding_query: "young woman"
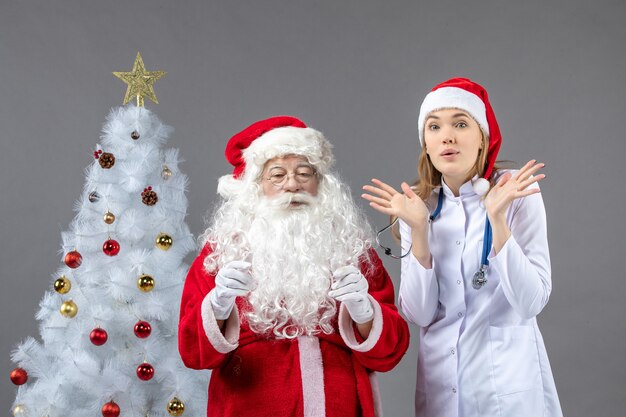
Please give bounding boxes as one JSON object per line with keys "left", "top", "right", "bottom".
{"left": 362, "top": 78, "right": 562, "bottom": 417}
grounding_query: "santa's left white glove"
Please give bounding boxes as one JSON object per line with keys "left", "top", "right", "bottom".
{"left": 329, "top": 265, "right": 374, "bottom": 324}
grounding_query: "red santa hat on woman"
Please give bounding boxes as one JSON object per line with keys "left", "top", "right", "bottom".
{"left": 217, "top": 116, "right": 334, "bottom": 198}
{"left": 417, "top": 77, "right": 502, "bottom": 195}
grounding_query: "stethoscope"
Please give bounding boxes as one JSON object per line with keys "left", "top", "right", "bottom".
{"left": 376, "top": 188, "right": 492, "bottom": 290}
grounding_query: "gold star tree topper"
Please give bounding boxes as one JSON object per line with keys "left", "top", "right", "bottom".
{"left": 113, "top": 52, "right": 166, "bottom": 107}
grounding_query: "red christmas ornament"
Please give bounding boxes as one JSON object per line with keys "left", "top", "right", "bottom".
{"left": 136, "top": 362, "right": 155, "bottom": 381}
{"left": 134, "top": 321, "right": 152, "bottom": 338}
{"left": 102, "top": 401, "right": 120, "bottom": 417}
{"left": 93, "top": 149, "right": 103, "bottom": 159}
{"left": 64, "top": 250, "right": 83, "bottom": 268}
{"left": 10, "top": 368, "right": 28, "bottom": 385}
{"left": 90, "top": 327, "right": 108, "bottom": 346}
{"left": 102, "top": 239, "right": 120, "bottom": 256}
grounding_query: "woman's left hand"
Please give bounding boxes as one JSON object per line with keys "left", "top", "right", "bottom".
{"left": 484, "top": 159, "right": 546, "bottom": 222}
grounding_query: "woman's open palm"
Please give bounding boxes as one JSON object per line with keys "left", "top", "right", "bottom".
{"left": 484, "top": 159, "right": 545, "bottom": 220}
{"left": 362, "top": 179, "right": 430, "bottom": 229}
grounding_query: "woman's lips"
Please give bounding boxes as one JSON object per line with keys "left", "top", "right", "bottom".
{"left": 440, "top": 149, "right": 459, "bottom": 159}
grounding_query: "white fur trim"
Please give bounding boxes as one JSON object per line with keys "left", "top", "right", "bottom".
{"left": 472, "top": 177, "right": 490, "bottom": 195}
{"left": 369, "top": 372, "right": 384, "bottom": 417}
{"left": 242, "top": 126, "right": 334, "bottom": 174}
{"left": 200, "top": 291, "right": 240, "bottom": 354}
{"left": 217, "top": 174, "right": 245, "bottom": 199}
{"left": 418, "top": 86, "right": 488, "bottom": 145}
{"left": 338, "top": 294, "right": 383, "bottom": 352}
{"left": 297, "top": 336, "right": 326, "bottom": 417}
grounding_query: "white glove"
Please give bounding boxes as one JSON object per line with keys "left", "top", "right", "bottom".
{"left": 329, "top": 265, "right": 374, "bottom": 324}
{"left": 210, "top": 261, "right": 253, "bottom": 320}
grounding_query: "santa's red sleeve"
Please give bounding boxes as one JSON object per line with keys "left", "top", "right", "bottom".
{"left": 338, "top": 248, "right": 410, "bottom": 372}
{"left": 178, "top": 244, "right": 241, "bottom": 370}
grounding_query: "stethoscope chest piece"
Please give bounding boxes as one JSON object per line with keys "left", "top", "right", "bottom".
{"left": 472, "top": 265, "right": 488, "bottom": 289}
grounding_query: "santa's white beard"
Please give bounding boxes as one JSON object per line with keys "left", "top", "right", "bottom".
{"left": 244, "top": 193, "right": 338, "bottom": 338}
{"left": 202, "top": 174, "right": 372, "bottom": 339}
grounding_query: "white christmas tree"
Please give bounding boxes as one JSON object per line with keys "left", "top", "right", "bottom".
{"left": 9, "top": 54, "right": 209, "bottom": 417}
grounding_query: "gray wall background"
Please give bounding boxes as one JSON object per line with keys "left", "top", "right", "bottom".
{"left": 2, "top": 1, "right": 625, "bottom": 416}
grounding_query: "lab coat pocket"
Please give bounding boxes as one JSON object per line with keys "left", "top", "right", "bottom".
{"left": 489, "top": 325, "right": 541, "bottom": 396}
{"left": 495, "top": 387, "right": 544, "bottom": 417}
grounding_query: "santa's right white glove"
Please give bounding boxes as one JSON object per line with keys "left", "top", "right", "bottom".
{"left": 210, "top": 261, "right": 253, "bottom": 320}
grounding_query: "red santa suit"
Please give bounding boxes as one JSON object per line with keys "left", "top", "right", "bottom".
{"left": 178, "top": 244, "right": 410, "bottom": 417}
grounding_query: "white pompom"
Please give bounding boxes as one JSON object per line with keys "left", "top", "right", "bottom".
{"left": 472, "top": 177, "right": 490, "bottom": 195}
{"left": 217, "top": 174, "right": 244, "bottom": 199}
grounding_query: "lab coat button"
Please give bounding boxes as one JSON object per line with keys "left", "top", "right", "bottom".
{"left": 452, "top": 387, "right": 457, "bottom": 393}
{"left": 450, "top": 348, "right": 455, "bottom": 355}
{"left": 455, "top": 240, "right": 461, "bottom": 245}
{"left": 457, "top": 280, "right": 461, "bottom": 285}
{"left": 457, "top": 312, "right": 463, "bottom": 318}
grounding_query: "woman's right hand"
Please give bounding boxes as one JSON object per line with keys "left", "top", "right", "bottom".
{"left": 362, "top": 179, "right": 430, "bottom": 230}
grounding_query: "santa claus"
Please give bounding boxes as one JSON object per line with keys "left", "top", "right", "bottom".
{"left": 178, "top": 116, "right": 409, "bottom": 417}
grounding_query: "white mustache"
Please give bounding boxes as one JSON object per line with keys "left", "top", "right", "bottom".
{"left": 267, "top": 193, "right": 316, "bottom": 209}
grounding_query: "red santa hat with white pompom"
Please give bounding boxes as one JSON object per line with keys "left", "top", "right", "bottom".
{"left": 417, "top": 77, "right": 502, "bottom": 196}
{"left": 217, "top": 116, "right": 334, "bottom": 198}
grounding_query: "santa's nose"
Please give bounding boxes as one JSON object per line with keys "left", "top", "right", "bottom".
{"left": 281, "top": 175, "right": 302, "bottom": 192}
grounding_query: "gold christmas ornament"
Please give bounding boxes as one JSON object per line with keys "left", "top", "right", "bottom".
{"left": 54, "top": 276, "right": 72, "bottom": 294}
{"left": 60, "top": 300, "right": 78, "bottom": 318}
{"left": 162, "top": 165, "right": 172, "bottom": 180}
{"left": 103, "top": 212, "right": 116, "bottom": 224}
{"left": 12, "top": 405, "right": 26, "bottom": 417}
{"left": 113, "top": 52, "right": 166, "bottom": 107}
{"left": 155, "top": 233, "right": 173, "bottom": 250}
{"left": 167, "top": 397, "right": 185, "bottom": 416}
{"left": 137, "top": 274, "right": 155, "bottom": 292}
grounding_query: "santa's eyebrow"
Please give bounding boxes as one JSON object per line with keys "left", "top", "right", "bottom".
{"left": 267, "top": 163, "right": 314, "bottom": 171}
{"left": 295, "top": 163, "right": 315, "bottom": 170}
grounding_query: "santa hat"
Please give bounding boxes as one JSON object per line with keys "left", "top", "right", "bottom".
{"left": 217, "top": 116, "right": 334, "bottom": 198}
{"left": 417, "top": 77, "right": 502, "bottom": 195}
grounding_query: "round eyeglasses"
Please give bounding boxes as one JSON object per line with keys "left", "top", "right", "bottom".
{"left": 264, "top": 167, "right": 317, "bottom": 187}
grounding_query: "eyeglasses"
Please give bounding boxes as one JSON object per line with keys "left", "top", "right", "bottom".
{"left": 264, "top": 167, "right": 318, "bottom": 187}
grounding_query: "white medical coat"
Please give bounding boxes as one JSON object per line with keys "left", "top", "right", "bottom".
{"left": 399, "top": 174, "right": 562, "bottom": 417}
